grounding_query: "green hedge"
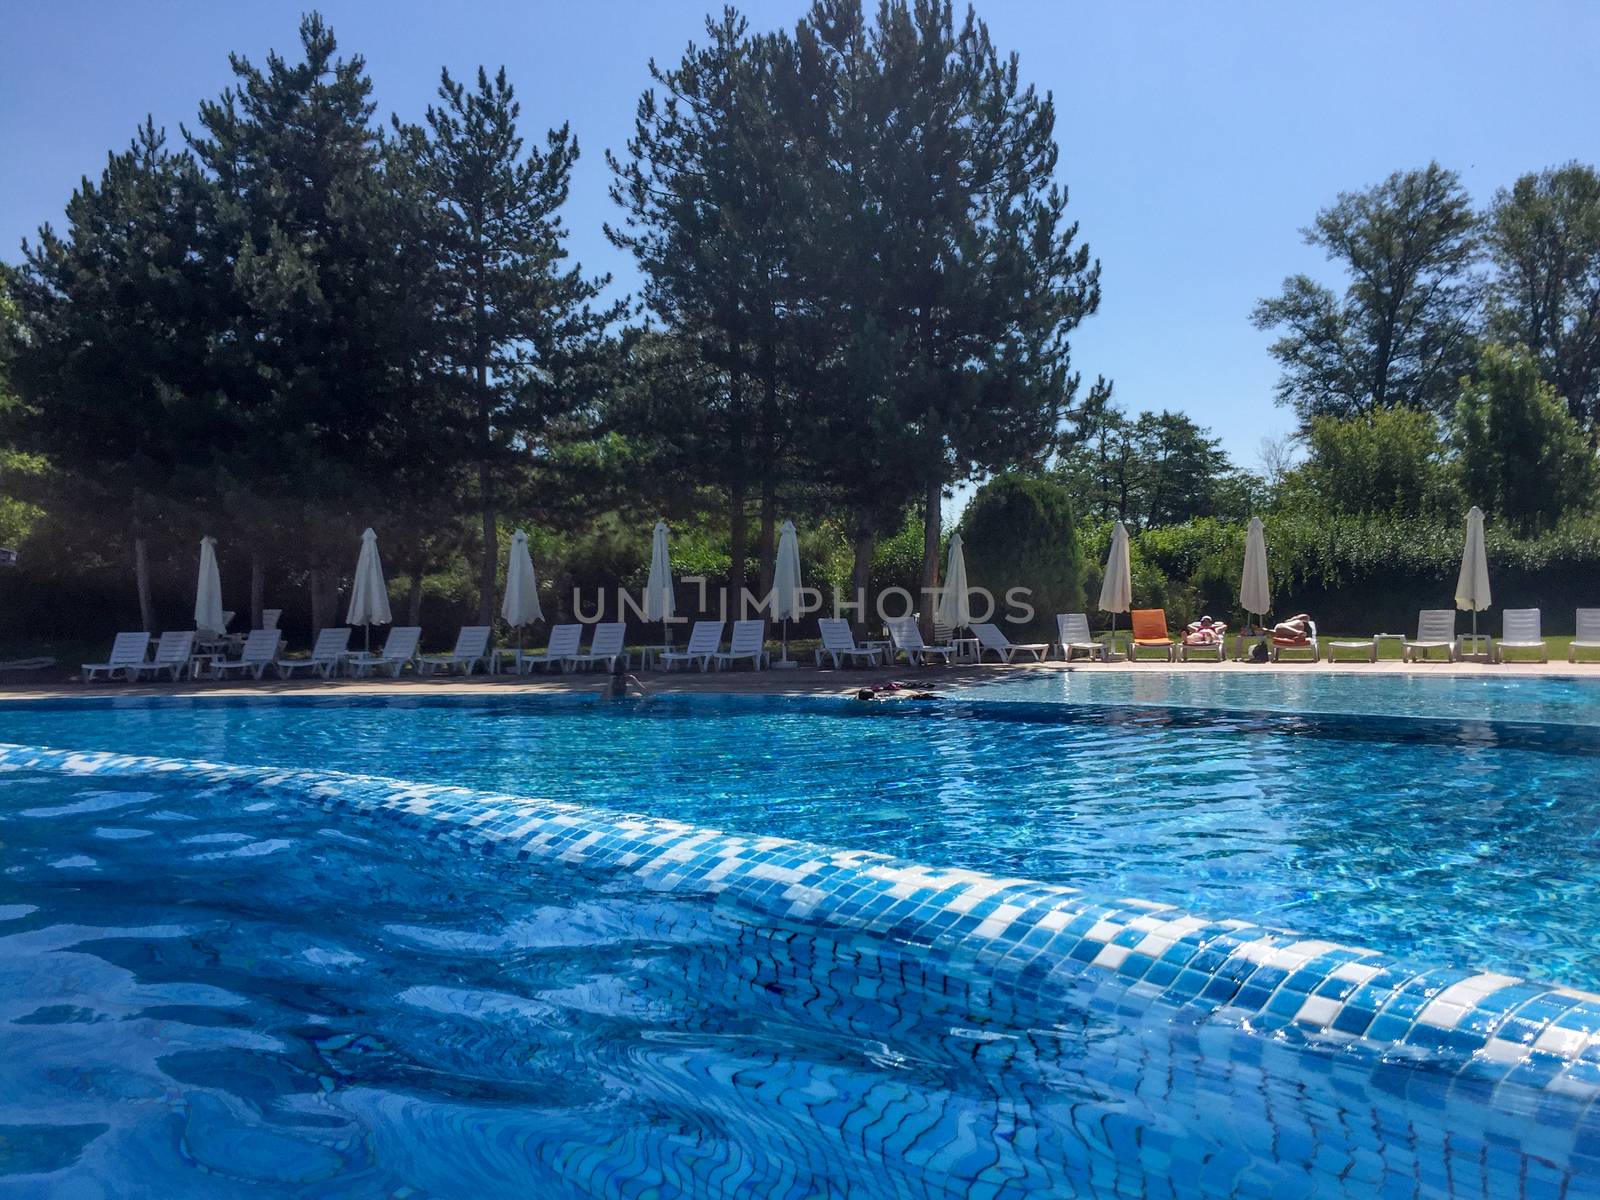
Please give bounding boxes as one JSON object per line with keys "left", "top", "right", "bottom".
{"left": 1078, "top": 515, "right": 1600, "bottom": 633}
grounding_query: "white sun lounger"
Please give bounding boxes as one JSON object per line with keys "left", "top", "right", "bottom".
{"left": 346, "top": 626, "right": 421, "bottom": 678}
{"left": 1494, "top": 609, "right": 1547, "bottom": 663}
{"left": 1403, "top": 610, "right": 1458, "bottom": 662}
{"left": 713, "top": 619, "right": 768, "bottom": 670}
{"left": 211, "top": 629, "right": 284, "bottom": 680}
{"left": 1055, "top": 613, "right": 1105, "bottom": 662}
{"left": 1570, "top": 609, "right": 1600, "bottom": 663}
{"left": 887, "top": 616, "right": 957, "bottom": 666}
{"left": 82, "top": 632, "right": 152, "bottom": 682}
{"left": 418, "top": 625, "right": 492, "bottom": 676}
{"left": 131, "top": 631, "right": 197, "bottom": 681}
{"left": 971, "top": 622, "right": 1048, "bottom": 663}
{"left": 517, "top": 624, "right": 583, "bottom": 674}
{"left": 274, "top": 627, "right": 351, "bottom": 679}
{"left": 815, "top": 618, "right": 882, "bottom": 668}
{"left": 660, "top": 620, "right": 724, "bottom": 672}
{"left": 1270, "top": 620, "right": 1319, "bottom": 662}
{"left": 570, "top": 622, "right": 631, "bottom": 672}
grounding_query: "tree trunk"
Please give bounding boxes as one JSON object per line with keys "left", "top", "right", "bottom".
{"left": 919, "top": 478, "right": 942, "bottom": 639}
{"left": 850, "top": 525, "right": 876, "bottom": 640}
{"left": 477, "top": 473, "right": 497, "bottom": 627}
{"left": 133, "top": 536, "right": 156, "bottom": 631}
{"left": 756, "top": 341, "right": 780, "bottom": 599}
{"left": 728, "top": 480, "right": 747, "bottom": 615}
{"left": 473, "top": 329, "right": 498, "bottom": 626}
{"left": 309, "top": 568, "right": 326, "bottom": 637}
{"left": 406, "top": 569, "right": 424, "bottom": 626}
{"left": 249, "top": 551, "right": 265, "bottom": 631}
{"left": 756, "top": 476, "right": 777, "bottom": 599}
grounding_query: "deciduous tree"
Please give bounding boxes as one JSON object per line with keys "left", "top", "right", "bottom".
{"left": 1455, "top": 344, "right": 1597, "bottom": 533}
{"left": 1485, "top": 163, "right": 1600, "bottom": 434}
{"left": 1253, "top": 163, "right": 1481, "bottom": 426}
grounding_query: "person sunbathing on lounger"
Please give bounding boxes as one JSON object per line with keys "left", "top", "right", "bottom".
{"left": 1183, "top": 615, "right": 1227, "bottom": 646}
{"left": 1272, "top": 614, "right": 1313, "bottom": 644}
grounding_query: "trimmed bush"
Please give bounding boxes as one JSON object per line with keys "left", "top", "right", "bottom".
{"left": 960, "top": 474, "right": 1083, "bottom": 636}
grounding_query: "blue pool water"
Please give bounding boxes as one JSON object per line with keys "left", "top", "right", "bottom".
{"left": 951, "top": 668, "right": 1600, "bottom": 726}
{"left": 3, "top": 675, "right": 1600, "bottom": 1196}
{"left": 3, "top": 684, "right": 1599, "bottom": 990}
{"left": 2, "top": 760, "right": 1594, "bottom": 1198}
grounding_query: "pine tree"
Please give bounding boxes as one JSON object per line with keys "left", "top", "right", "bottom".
{"left": 608, "top": 13, "right": 810, "bottom": 603}
{"left": 188, "top": 14, "right": 449, "bottom": 629}
{"left": 801, "top": 0, "right": 1102, "bottom": 630}
{"left": 404, "top": 65, "right": 619, "bottom": 624}
{"left": 9, "top": 119, "right": 219, "bottom": 628}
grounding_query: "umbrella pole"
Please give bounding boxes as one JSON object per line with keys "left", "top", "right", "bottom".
{"left": 775, "top": 617, "right": 795, "bottom": 669}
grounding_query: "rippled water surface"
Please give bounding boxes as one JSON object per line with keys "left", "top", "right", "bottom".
{"left": 3, "top": 687, "right": 1600, "bottom": 990}
{"left": 955, "top": 667, "right": 1600, "bottom": 725}
{"left": 3, "top": 765, "right": 1592, "bottom": 1198}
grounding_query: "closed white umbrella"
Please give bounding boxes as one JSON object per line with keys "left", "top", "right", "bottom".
{"left": 1240, "top": 517, "right": 1271, "bottom": 631}
{"left": 1099, "top": 520, "right": 1132, "bottom": 640}
{"left": 1455, "top": 505, "right": 1492, "bottom": 646}
{"left": 501, "top": 528, "right": 543, "bottom": 656}
{"left": 194, "top": 536, "right": 226, "bottom": 634}
{"left": 771, "top": 520, "right": 802, "bottom": 668}
{"left": 346, "top": 527, "right": 392, "bottom": 651}
{"left": 645, "top": 520, "right": 675, "bottom": 645}
{"left": 936, "top": 532, "right": 971, "bottom": 632}
{"left": 501, "top": 528, "right": 543, "bottom": 623}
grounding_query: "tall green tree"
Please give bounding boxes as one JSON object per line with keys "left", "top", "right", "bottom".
{"left": 9, "top": 119, "right": 219, "bottom": 628}
{"left": 1053, "top": 404, "right": 1250, "bottom": 529}
{"left": 1253, "top": 163, "right": 1481, "bottom": 427}
{"left": 188, "top": 14, "right": 441, "bottom": 629}
{"left": 609, "top": 12, "right": 807, "bottom": 601}
{"left": 1485, "top": 163, "right": 1600, "bottom": 434}
{"left": 403, "top": 65, "right": 618, "bottom": 624}
{"left": 0, "top": 278, "right": 45, "bottom": 551}
{"left": 1455, "top": 343, "right": 1597, "bottom": 533}
{"left": 802, "top": 0, "right": 1101, "bottom": 629}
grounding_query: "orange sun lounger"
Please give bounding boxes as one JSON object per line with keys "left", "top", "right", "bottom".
{"left": 1130, "top": 608, "right": 1176, "bottom": 662}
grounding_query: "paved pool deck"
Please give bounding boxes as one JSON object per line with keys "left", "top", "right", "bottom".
{"left": 2, "top": 653, "right": 1599, "bottom": 702}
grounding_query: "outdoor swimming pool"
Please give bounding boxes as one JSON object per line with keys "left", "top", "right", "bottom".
{"left": 2, "top": 675, "right": 1599, "bottom": 1196}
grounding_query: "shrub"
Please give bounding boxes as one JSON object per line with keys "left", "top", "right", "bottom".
{"left": 959, "top": 473, "right": 1082, "bottom": 635}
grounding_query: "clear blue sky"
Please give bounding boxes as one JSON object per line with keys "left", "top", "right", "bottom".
{"left": 4, "top": 0, "right": 1597, "bottom": 472}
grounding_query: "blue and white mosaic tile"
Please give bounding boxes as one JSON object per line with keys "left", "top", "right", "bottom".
{"left": 5, "top": 738, "right": 1600, "bottom": 1110}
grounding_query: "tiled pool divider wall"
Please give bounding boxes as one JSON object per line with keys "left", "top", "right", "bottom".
{"left": 5, "top": 740, "right": 1600, "bottom": 1113}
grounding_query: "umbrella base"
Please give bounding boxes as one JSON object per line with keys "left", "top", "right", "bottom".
{"left": 771, "top": 658, "right": 798, "bottom": 670}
